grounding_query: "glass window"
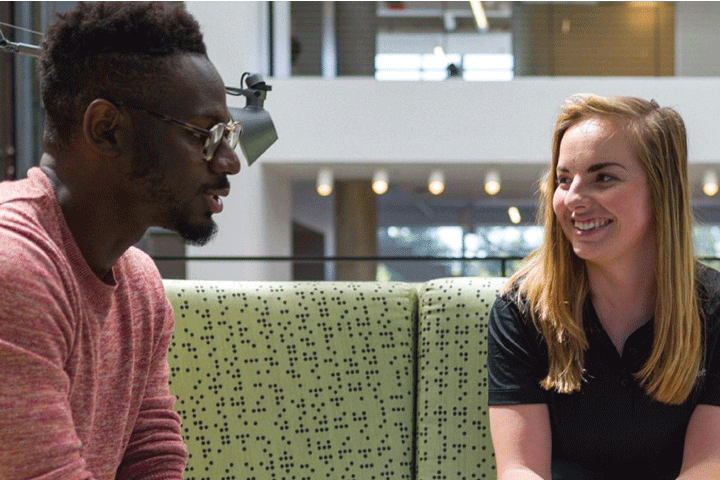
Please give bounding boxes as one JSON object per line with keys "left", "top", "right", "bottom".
{"left": 695, "top": 224, "right": 720, "bottom": 271}
{"left": 377, "top": 225, "right": 541, "bottom": 281}
{"left": 377, "top": 223, "right": 720, "bottom": 281}
{"left": 375, "top": 53, "right": 514, "bottom": 81}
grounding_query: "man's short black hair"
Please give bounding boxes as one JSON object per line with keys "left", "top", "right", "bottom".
{"left": 40, "top": 1, "right": 207, "bottom": 149}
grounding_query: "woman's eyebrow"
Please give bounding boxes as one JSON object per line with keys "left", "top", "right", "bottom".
{"left": 587, "top": 162, "right": 627, "bottom": 172}
{"left": 556, "top": 162, "right": 627, "bottom": 173}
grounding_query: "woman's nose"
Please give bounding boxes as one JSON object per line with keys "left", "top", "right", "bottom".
{"left": 564, "top": 178, "right": 589, "bottom": 209}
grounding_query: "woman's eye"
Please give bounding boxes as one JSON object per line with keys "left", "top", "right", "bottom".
{"left": 597, "top": 173, "right": 614, "bottom": 183}
{"left": 555, "top": 176, "right": 570, "bottom": 186}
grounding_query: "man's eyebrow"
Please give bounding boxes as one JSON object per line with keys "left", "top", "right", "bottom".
{"left": 194, "top": 106, "right": 232, "bottom": 123}
{"left": 203, "top": 111, "right": 230, "bottom": 122}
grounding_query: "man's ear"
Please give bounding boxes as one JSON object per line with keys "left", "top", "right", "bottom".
{"left": 82, "top": 99, "right": 127, "bottom": 157}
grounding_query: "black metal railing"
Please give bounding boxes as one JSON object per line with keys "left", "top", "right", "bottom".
{"left": 151, "top": 255, "right": 720, "bottom": 282}
{"left": 152, "top": 255, "right": 524, "bottom": 281}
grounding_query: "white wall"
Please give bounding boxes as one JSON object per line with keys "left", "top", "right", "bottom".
{"left": 185, "top": 1, "right": 269, "bottom": 82}
{"left": 184, "top": 1, "right": 720, "bottom": 282}
{"left": 675, "top": 2, "right": 720, "bottom": 76}
{"left": 185, "top": 1, "right": 294, "bottom": 281}
{"left": 263, "top": 77, "right": 720, "bottom": 164}
{"left": 376, "top": 31, "right": 512, "bottom": 55}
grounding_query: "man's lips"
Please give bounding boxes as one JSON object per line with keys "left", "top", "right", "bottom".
{"left": 207, "top": 187, "right": 230, "bottom": 198}
{"left": 206, "top": 187, "right": 230, "bottom": 214}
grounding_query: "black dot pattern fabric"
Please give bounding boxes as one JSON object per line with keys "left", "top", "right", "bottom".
{"left": 415, "top": 277, "right": 505, "bottom": 480}
{"left": 163, "top": 280, "right": 418, "bottom": 480}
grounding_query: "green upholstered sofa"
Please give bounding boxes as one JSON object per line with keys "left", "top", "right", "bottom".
{"left": 163, "top": 277, "right": 506, "bottom": 480}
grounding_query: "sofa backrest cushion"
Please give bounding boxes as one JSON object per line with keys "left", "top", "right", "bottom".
{"left": 164, "top": 280, "right": 419, "bottom": 480}
{"left": 415, "top": 277, "right": 505, "bottom": 480}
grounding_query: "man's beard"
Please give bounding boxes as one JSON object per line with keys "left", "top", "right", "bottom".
{"left": 172, "top": 204, "right": 218, "bottom": 246}
{"left": 129, "top": 140, "right": 227, "bottom": 247}
{"left": 174, "top": 176, "right": 231, "bottom": 246}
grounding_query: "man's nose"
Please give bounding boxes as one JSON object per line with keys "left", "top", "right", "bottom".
{"left": 211, "top": 142, "right": 241, "bottom": 175}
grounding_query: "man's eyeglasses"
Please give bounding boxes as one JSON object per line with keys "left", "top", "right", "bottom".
{"left": 109, "top": 98, "right": 241, "bottom": 161}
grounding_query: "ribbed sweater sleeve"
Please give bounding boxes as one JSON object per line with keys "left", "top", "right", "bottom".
{"left": 0, "top": 169, "right": 187, "bottom": 480}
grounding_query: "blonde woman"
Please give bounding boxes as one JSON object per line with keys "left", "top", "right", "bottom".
{"left": 487, "top": 94, "right": 720, "bottom": 479}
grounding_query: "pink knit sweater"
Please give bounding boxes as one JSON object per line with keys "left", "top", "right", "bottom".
{"left": 0, "top": 168, "right": 188, "bottom": 480}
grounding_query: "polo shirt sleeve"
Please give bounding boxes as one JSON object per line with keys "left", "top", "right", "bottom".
{"left": 487, "top": 294, "right": 548, "bottom": 405}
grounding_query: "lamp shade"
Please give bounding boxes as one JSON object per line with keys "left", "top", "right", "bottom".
{"left": 229, "top": 106, "right": 278, "bottom": 166}
{"left": 226, "top": 73, "right": 278, "bottom": 166}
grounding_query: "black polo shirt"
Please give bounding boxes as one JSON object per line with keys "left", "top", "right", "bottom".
{"left": 487, "top": 266, "right": 720, "bottom": 480}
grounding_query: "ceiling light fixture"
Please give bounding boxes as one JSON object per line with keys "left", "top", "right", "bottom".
{"left": 372, "top": 169, "right": 389, "bottom": 195}
{"left": 435, "top": 3, "right": 451, "bottom": 58}
{"left": 469, "top": 1, "right": 488, "bottom": 30}
{"left": 428, "top": 170, "right": 445, "bottom": 196}
{"left": 703, "top": 169, "right": 719, "bottom": 197}
{"left": 508, "top": 206, "right": 522, "bottom": 224}
{"left": 484, "top": 170, "right": 501, "bottom": 196}
{"left": 317, "top": 169, "right": 333, "bottom": 197}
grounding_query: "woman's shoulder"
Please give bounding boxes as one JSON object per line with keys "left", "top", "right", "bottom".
{"left": 496, "top": 278, "right": 528, "bottom": 311}
{"left": 493, "top": 279, "right": 538, "bottom": 334}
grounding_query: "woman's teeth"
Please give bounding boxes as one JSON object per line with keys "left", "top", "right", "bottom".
{"left": 574, "top": 220, "right": 610, "bottom": 231}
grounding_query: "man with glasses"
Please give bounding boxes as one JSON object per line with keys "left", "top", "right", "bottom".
{"left": 0, "top": 3, "right": 241, "bottom": 479}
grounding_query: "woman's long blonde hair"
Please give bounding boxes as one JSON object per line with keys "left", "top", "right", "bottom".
{"left": 506, "top": 94, "right": 701, "bottom": 405}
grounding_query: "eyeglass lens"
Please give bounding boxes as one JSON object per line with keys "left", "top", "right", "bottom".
{"left": 203, "top": 123, "right": 241, "bottom": 160}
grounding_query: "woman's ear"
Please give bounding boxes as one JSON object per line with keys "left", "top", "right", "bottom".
{"left": 82, "top": 99, "right": 127, "bottom": 157}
